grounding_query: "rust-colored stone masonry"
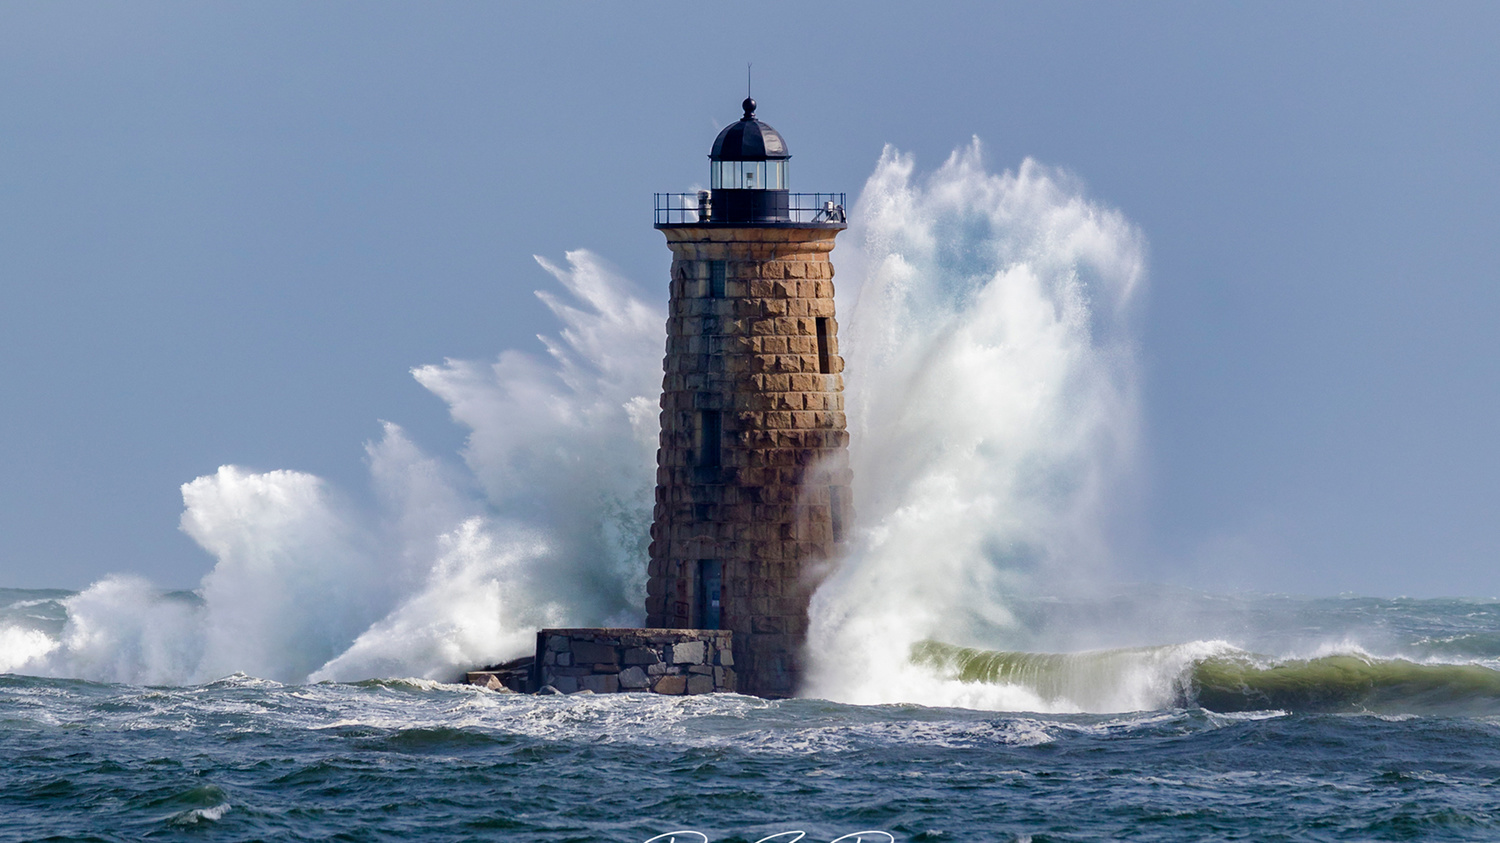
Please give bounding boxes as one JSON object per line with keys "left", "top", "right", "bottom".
{"left": 645, "top": 226, "right": 852, "bottom": 698}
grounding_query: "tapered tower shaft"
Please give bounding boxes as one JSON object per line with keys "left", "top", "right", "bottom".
{"left": 645, "top": 227, "right": 850, "bottom": 697}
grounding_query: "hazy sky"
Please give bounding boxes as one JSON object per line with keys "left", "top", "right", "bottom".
{"left": 2, "top": 2, "right": 1497, "bottom": 596}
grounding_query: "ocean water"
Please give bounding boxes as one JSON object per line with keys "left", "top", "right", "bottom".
{"left": 6, "top": 147, "right": 1497, "bottom": 839}
{"left": 6, "top": 588, "right": 1500, "bottom": 842}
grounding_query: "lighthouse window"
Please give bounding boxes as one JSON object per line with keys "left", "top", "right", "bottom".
{"left": 709, "top": 261, "right": 726, "bottom": 298}
{"left": 711, "top": 160, "right": 784, "bottom": 190}
{"left": 816, "top": 317, "right": 832, "bottom": 374}
{"left": 696, "top": 410, "right": 722, "bottom": 468}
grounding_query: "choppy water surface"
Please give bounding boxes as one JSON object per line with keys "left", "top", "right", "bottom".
{"left": 6, "top": 590, "right": 1500, "bottom": 842}
{"left": 4, "top": 677, "right": 1499, "bottom": 842}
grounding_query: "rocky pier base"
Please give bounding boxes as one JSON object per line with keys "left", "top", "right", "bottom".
{"left": 464, "top": 628, "right": 735, "bottom": 695}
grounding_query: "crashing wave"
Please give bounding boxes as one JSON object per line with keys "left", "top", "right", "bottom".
{"left": 914, "top": 640, "right": 1500, "bottom": 715}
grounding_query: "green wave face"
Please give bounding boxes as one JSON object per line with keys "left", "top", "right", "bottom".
{"left": 912, "top": 641, "right": 1500, "bottom": 715}
{"left": 1192, "top": 654, "right": 1500, "bottom": 715}
{"left": 909, "top": 640, "right": 1199, "bottom": 712}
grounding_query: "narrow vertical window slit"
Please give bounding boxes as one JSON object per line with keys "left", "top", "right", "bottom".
{"left": 696, "top": 410, "right": 722, "bottom": 468}
{"left": 709, "top": 261, "right": 726, "bottom": 298}
{"left": 816, "top": 317, "right": 832, "bottom": 375}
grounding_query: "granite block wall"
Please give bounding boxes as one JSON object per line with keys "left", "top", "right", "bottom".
{"left": 533, "top": 628, "right": 735, "bottom": 695}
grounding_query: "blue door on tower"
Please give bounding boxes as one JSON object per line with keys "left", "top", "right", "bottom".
{"left": 698, "top": 559, "right": 722, "bottom": 630}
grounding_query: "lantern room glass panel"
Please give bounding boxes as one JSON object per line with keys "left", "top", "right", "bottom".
{"left": 711, "top": 160, "right": 787, "bottom": 190}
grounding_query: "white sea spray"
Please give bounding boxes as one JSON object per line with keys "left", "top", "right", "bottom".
{"left": 0, "top": 624, "right": 60, "bottom": 676}
{"left": 804, "top": 142, "right": 1148, "bottom": 709}
{"left": 1, "top": 252, "right": 661, "bottom": 685}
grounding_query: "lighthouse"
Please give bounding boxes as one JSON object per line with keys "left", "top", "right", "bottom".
{"left": 647, "top": 98, "right": 852, "bottom": 697}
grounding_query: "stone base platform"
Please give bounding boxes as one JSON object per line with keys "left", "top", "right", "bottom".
{"left": 466, "top": 629, "right": 736, "bottom": 695}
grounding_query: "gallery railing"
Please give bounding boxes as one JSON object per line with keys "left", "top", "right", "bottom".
{"left": 654, "top": 192, "right": 847, "bottom": 225}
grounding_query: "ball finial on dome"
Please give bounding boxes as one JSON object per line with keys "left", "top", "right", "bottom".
{"left": 742, "top": 97, "right": 757, "bottom": 120}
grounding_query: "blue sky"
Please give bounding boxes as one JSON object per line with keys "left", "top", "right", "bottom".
{"left": 2, "top": 2, "right": 1497, "bottom": 596}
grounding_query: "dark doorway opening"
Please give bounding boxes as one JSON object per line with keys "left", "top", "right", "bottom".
{"left": 697, "top": 559, "right": 723, "bottom": 629}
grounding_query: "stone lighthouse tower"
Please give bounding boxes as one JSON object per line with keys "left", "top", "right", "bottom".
{"left": 647, "top": 98, "right": 851, "bottom": 698}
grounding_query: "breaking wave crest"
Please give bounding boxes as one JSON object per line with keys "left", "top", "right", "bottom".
{"left": 1190, "top": 651, "right": 1500, "bottom": 715}
{"left": 914, "top": 640, "right": 1500, "bottom": 716}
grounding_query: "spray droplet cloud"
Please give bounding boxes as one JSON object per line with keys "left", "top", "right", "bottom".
{"left": 806, "top": 142, "right": 1146, "bottom": 707}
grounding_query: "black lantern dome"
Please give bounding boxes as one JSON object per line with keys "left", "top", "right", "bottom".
{"left": 707, "top": 98, "right": 791, "bottom": 222}
{"left": 710, "top": 98, "right": 791, "bottom": 163}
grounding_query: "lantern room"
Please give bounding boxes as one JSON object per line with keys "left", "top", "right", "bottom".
{"left": 705, "top": 97, "right": 792, "bottom": 223}
{"left": 654, "top": 97, "right": 845, "bottom": 228}
{"left": 710, "top": 98, "right": 790, "bottom": 190}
